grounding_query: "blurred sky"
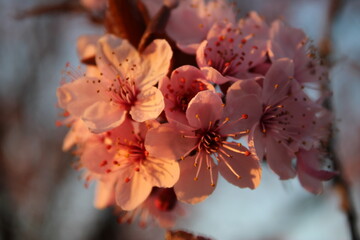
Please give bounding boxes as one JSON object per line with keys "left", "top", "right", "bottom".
{"left": 0, "top": 0, "right": 360, "bottom": 240}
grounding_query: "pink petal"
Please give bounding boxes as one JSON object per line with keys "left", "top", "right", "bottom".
{"left": 130, "top": 86, "right": 164, "bottom": 122}
{"left": 136, "top": 39, "right": 173, "bottom": 90}
{"left": 297, "top": 149, "right": 337, "bottom": 181}
{"left": 217, "top": 146, "right": 261, "bottom": 189}
{"left": 266, "top": 137, "right": 296, "bottom": 179}
{"left": 200, "top": 66, "right": 231, "bottom": 84}
{"left": 62, "top": 118, "right": 91, "bottom": 151}
{"left": 82, "top": 101, "right": 126, "bottom": 133}
{"left": 160, "top": 65, "right": 214, "bottom": 126}
{"left": 222, "top": 81, "right": 263, "bottom": 134}
{"left": 145, "top": 123, "right": 196, "bottom": 161}
{"left": 262, "top": 58, "right": 295, "bottom": 105}
{"left": 269, "top": 20, "right": 307, "bottom": 60}
{"left": 76, "top": 34, "right": 100, "bottom": 62}
{"left": 141, "top": 156, "right": 180, "bottom": 188}
{"left": 174, "top": 155, "right": 218, "bottom": 204}
{"left": 115, "top": 172, "right": 153, "bottom": 210}
{"left": 81, "top": 140, "right": 114, "bottom": 174}
{"left": 57, "top": 77, "right": 104, "bottom": 117}
{"left": 186, "top": 90, "right": 223, "bottom": 129}
{"left": 94, "top": 176, "right": 116, "bottom": 209}
{"left": 96, "top": 34, "right": 140, "bottom": 81}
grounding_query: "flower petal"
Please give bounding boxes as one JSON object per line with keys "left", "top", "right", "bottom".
{"left": 57, "top": 77, "right": 104, "bottom": 117}
{"left": 186, "top": 90, "right": 223, "bottom": 129}
{"left": 141, "top": 156, "right": 180, "bottom": 188}
{"left": 81, "top": 140, "right": 114, "bottom": 174}
{"left": 262, "top": 58, "right": 295, "bottom": 105}
{"left": 96, "top": 34, "right": 140, "bottom": 81}
{"left": 130, "top": 86, "right": 164, "bottom": 122}
{"left": 136, "top": 39, "right": 173, "bottom": 90}
{"left": 94, "top": 176, "right": 116, "bottom": 209}
{"left": 217, "top": 146, "right": 261, "bottom": 189}
{"left": 82, "top": 101, "right": 126, "bottom": 133}
{"left": 174, "top": 154, "right": 218, "bottom": 204}
{"left": 115, "top": 173, "right": 153, "bottom": 210}
{"left": 266, "top": 137, "right": 296, "bottom": 179}
{"left": 145, "top": 123, "right": 196, "bottom": 160}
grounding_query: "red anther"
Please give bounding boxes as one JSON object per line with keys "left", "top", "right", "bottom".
{"left": 224, "top": 62, "right": 231, "bottom": 67}
{"left": 55, "top": 120, "right": 62, "bottom": 127}
{"left": 219, "top": 35, "right": 225, "bottom": 41}
{"left": 252, "top": 45, "right": 258, "bottom": 50}
{"left": 135, "top": 167, "right": 140, "bottom": 172}
{"left": 113, "top": 160, "right": 119, "bottom": 165}
{"left": 241, "top": 39, "right": 247, "bottom": 44}
{"left": 180, "top": 77, "right": 186, "bottom": 83}
{"left": 174, "top": 70, "right": 179, "bottom": 74}
{"left": 242, "top": 114, "right": 248, "bottom": 119}
{"left": 228, "top": 38, "right": 234, "bottom": 43}
{"left": 208, "top": 59, "right": 213, "bottom": 66}
{"left": 105, "top": 169, "right": 111, "bottom": 173}
{"left": 244, "top": 151, "right": 251, "bottom": 156}
{"left": 215, "top": 41, "right": 220, "bottom": 46}
{"left": 100, "top": 160, "right": 108, "bottom": 167}
{"left": 125, "top": 177, "right": 131, "bottom": 183}
{"left": 106, "top": 145, "right": 112, "bottom": 150}
{"left": 63, "top": 111, "right": 70, "bottom": 117}
{"left": 207, "top": 47, "right": 213, "bottom": 52}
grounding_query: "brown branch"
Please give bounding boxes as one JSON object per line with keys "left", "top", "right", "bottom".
{"left": 321, "top": 1, "right": 359, "bottom": 239}
{"left": 15, "top": 1, "right": 86, "bottom": 19}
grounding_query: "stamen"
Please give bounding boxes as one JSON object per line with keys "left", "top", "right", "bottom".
{"left": 217, "top": 154, "right": 241, "bottom": 179}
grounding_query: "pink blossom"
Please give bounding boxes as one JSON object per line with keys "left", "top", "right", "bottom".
{"left": 62, "top": 117, "right": 92, "bottom": 151}
{"left": 143, "top": 0, "right": 236, "bottom": 54}
{"left": 159, "top": 65, "right": 215, "bottom": 127}
{"left": 226, "top": 58, "right": 318, "bottom": 179}
{"left": 268, "top": 20, "right": 326, "bottom": 84}
{"left": 196, "top": 12, "right": 269, "bottom": 84}
{"left": 80, "top": 120, "right": 180, "bottom": 210}
{"left": 146, "top": 90, "right": 261, "bottom": 204}
{"left": 57, "top": 34, "right": 172, "bottom": 133}
{"left": 76, "top": 34, "right": 100, "bottom": 64}
{"left": 117, "top": 187, "right": 185, "bottom": 228}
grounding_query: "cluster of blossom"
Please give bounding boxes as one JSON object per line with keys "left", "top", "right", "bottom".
{"left": 57, "top": 0, "right": 336, "bottom": 228}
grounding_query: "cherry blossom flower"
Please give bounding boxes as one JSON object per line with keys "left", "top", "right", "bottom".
{"left": 226, "top": 58, "right": 318, "bottom": 179}
{"left": 268, "top": 20, "right": 326, "bottom": 84}
{"left": 57, "top": 34, "right": 172, "bottom": 133}
{"left": 143, "top": 0, "right": 236, "bottom": 54}
{"left": 159, "top": 65, "right": 215, "bottom": 127}
{"left": 196, "top": 12, "right": 268, "bottom": 84}
{"left": 146, "top": 90, "right": 261, "bottom": 204}
{"left": 117, "top": 187, "right": 185, "bottom": 228}
{"left": 80, "top": 120, "right": 180, "bottom": 210}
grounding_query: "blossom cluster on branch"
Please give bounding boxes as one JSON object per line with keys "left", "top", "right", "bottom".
{"left": 56, "top": 0, "right": 336, "bottom": 228}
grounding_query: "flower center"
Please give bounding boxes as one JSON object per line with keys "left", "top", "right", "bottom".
{"left": 199, "top": 130, "right": 222, "bottom": 154}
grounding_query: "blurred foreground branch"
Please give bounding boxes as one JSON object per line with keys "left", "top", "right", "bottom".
{"left": 321, "top": 0, "right": 359, "bottom": 239}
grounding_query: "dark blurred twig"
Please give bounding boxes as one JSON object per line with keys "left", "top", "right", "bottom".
{"left": 105, "top": 0, "right": 146, "bottom": 48}
{"left": 321, "top": 0, "right": 360, "bottom": 239}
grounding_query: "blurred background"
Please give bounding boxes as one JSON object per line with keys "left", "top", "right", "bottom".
{"left": 0, "top": 0, "right": 360, "bottom": 239}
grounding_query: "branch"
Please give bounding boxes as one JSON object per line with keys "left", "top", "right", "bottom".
{"left": 105, "top": 0, "right": 146, "bottom": 48}
{"left": 321, "top": 1, "right": 360, "bottom": 239}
